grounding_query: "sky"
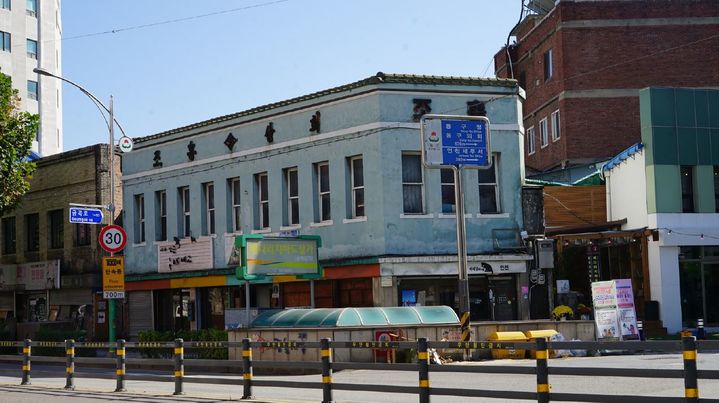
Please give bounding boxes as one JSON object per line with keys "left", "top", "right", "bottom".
{"left": 60, "top": 0, "right": 521, "bottom": 151}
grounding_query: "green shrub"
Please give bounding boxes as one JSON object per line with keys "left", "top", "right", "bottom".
{"left": 138, "top": 329, "right": 228, "bottom": 360}
{"left": 33, "top": 326, "right": 93, "bottom": 357}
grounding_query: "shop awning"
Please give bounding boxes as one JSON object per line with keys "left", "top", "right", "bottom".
{"left": 251, "top": 306, "right": 459, "bottom": 328}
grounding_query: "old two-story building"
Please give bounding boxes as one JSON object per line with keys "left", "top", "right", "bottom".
{"left": 603, "top": 88, "right": 719, "bottom": 333}
{"left": 0, "top": 144, "right": 122, "bottom": 340}
{"left": 121, "top": 73, "right": 533, "bottom": 337}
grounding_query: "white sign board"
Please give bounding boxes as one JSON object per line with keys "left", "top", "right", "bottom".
{"left": 591, "top": 279, "right": 639, "bottom": 341}
{"left": 118, "top": 136, "right": 133, "bottom": 153}
{"left": 16, "top": 260, "right": 60, "bottom": 290}
{"left": 158, "top": 237, "right": 213, "bottom": 273}
{"left": 103, "top": 290, "right": 125, "bottom": 299}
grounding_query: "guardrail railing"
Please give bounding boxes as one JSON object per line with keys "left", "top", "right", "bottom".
{"left": 0, "top": 337, "right": 716, "bottom": 402}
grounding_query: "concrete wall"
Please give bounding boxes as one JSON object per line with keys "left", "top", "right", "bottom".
{"left": 605, "top": 150, "right": 647, "bottom": 228}
{"left": 228, "top": 320, "right": 596, "bottom": 362}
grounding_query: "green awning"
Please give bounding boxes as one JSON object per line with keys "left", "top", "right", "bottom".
{"left": 251, "top": 306, "right": 459, "bottom": 328}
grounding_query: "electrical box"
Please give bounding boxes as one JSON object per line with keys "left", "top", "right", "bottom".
{"left": 537, "top": 239, "right": 555, "bottom": 269}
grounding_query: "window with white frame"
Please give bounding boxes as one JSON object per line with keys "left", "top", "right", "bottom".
{"left": 155, "top": 190, "right": 167, "bottom": 241}
{"left": 440, "top": 168, "right": 456, "bottom": 214}
{"left": 285, "top": 167, "right": 299, "bottom": 225}
{"left": 527, "top": 126, "right": 535, "bottom": 155}
{"left": 179, "top": 186, "right": 191, "bottom": 237}
{"left": 478, "top": 155, "right": 500, "bottom": 214}
{"left": 255, "top": 173, "right": 269, "bottom": 229}
{"left": 26, "top": 39, "right": 37, "bottom": 59}
{"left": 539, "top": 118, "right": 549, "bottom": 148}
{"left": 0, "top": 31, "right": 9, "bottom": 52}
{"left": 134, "top": 194, "right": 145, "bottom": 243}
{"left": 0, "top": 0, "right": 10, "bottom": 10}
{"left": 27, "top": 80, "right": 38, "bottom": 100}
{"left": 402, "top": 153, "right": 424, "bottom": 214}
{"left": 228, "top": 178, "right": 241, "bottom": 232}
{"left": 315, "top": 162, "right": 331, "bottom": 222}
{"left": 349, "top": 156, "right": 365, "bottom": 218}
{"left": 551, "top": 110, "right": 560, "bottom": 141}
{"left": 26, "top": 0, "right": 36, "bottom": 17}
{"left": 203, "top": 182, "right": 215, "bottom": 235}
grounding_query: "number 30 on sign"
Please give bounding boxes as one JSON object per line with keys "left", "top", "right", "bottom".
{"left": 99, "top": 225, "right": 127, "bottom": 253}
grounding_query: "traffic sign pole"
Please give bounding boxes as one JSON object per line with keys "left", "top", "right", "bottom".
{"left": 454, "top": 166, "right": 471, "bottom": 343}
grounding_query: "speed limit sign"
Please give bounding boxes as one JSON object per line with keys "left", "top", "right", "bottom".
{"left": 99, "top": 225, "right": 127, "bottom": 253}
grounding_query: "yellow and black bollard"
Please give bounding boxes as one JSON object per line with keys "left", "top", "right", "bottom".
{"left": 460, "top": 311, "right": 471, "bottom": 342}
{"left": 320, "top": 338, "right": 333, "bottom": 403}
{"left": 417, "top": 338, "right": 430, "bottom": 403}
{"left": 21, "top": 339, "right": 31, "bottom": 385}
{"left": 115, "top": 339, "right": 126, "bottom": 392}
{"left": 241, "top": 338, "right": 254, "bottom": 400}
{"left": 682, "top": 336, "right": 699, "bottom": 401}
{"left": 536, "top": 337, "right": 550, "bottom": 403}
{"left": 64, "top": 339, "right": 75, "bottom": 390}
{"left": 174, "top": 338, "right": 185, "bottom": 395}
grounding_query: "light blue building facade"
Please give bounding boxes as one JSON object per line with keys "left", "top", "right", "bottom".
{"left": 121, "top": 74, "right": 531, "bottom": 335}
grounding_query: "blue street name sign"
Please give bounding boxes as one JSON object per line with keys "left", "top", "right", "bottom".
{"left": 422, "top": 117, "right": 490, "bottom": 167}
{"left": 69, "top": 207, "right": 104, "bottom": 224}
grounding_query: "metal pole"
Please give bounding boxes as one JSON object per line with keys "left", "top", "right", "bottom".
{"left": 115, "top": 339, "right": 126, "bottom": 392}
{"left": 174, "top": 338, "right": 185, "bottom": 395}
{"left": 64, "top": 339, "right": 75, "bottom": 390}
{"left": 536, "top": 338, "right": 550, "bottom": 403}
{"left": 682, "top": 336, "right": 698, "bottom": 402}
{"left": 21, "top": 339, "right": 31, "bottom": 385}
{"left": 453, "top": 166, "right": 471, "bottom": 343}
{"left": 108, "top": 96, "right": 117, "bottom": 346}
{"left": 310, "top": 280, "right": 315, "bottom": 308}
{"left": 320, "top": 338, "right": 333, "bottom": 403}
{"left": 241, "top": 338, "right": 254, "bottom": 399}
{"left": 245, "top": 280, "right": 251, "bottom": 327}
{"left": 417, "top": 338, "right": 430, "bottom": 403}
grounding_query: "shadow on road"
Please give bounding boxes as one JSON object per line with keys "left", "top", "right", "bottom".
{"left": 0, "top": 385, "right": 232, "bottom": 402}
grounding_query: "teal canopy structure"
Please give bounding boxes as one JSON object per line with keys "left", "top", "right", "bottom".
{"left": 251, "top": 306, "right": 459, "bottom": 328}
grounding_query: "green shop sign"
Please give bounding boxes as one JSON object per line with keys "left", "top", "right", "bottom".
{"left": 234, "top": 234, "right": 322, "bottom": 281}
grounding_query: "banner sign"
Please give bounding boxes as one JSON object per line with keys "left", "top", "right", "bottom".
{"left": 235, "top": 235, "right": 322, "bottom": 280}
{"left": 591, "top": 279, "right": 639, "bottom": 341}
{"left": 157, "top": 237, "right": 213, "bottom": 273}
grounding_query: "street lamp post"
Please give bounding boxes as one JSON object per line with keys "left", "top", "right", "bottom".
{"left": 34, "top": 67, "right": 126, "bottom": 344}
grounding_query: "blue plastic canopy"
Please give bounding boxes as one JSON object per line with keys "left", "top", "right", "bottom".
{"left": 251, "top": 306, "right": 459, "bottom": 328}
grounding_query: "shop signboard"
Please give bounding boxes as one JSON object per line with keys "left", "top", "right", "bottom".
{"left": 235, "top": 235, "right": 322, "bottom": 280}
{"left": 157, "top": 237, "right": 213, "bottom": 273}
{"left": 15, "top": 260, "right": 60, "bottom": 290}
{"left": 591, "top": 279, "right": 638, "bottom": 341}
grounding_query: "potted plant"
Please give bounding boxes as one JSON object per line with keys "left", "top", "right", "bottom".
{"left": 576, "top": 304, "right": 592, "bottom": 320}
{"left": 551, "top": 305, "right": 574, "bottom": 321}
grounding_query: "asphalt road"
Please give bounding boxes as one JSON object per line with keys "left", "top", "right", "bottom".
{"left": 0, "top": 353, "right": 717, "bottom": 402}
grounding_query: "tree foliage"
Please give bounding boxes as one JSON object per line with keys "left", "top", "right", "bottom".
{"left": 0, "top": 72, "right": 39, "bottom": 216}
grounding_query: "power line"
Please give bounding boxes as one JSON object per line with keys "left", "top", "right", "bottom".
{"left": 62, "top": 0, "right": 290, "bottom": 41}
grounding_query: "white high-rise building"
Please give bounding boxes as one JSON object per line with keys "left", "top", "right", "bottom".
{"left": 0, "top": 0, "right": 62, "bottom": 156}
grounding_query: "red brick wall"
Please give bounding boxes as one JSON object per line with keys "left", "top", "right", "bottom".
{"left": 494, "top": 0, "right": 719, "bottom": 171}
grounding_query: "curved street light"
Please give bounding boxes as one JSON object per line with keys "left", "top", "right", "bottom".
{"left": 33, "top": 67, "right": 125, "bottom": 345}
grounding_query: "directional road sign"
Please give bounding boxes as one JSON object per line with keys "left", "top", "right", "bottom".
{"left": 421, "top": 116, "right": 490, "bottom": 168}
{"left": 69, "top": 207, "right": 104, "bottom": 224}
{"left": 99, "top": 225, "right": 127, "bottom": 253}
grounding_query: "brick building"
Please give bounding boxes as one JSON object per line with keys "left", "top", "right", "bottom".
{"left": 0, "top": 144, "right": 121, "bottom": 340}
{"left": 494, "top": 0, "right": 719, "bottom": 173}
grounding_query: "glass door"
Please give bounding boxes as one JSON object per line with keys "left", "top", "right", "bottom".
{"left": 679, "top": 261, "right": 703, "bottom": 328}
{"left": 704, "top": 264, "right": 719, "bottom": 325}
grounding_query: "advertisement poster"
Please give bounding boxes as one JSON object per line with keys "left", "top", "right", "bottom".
{"left": 595, "top": 309, "right": 620, "bottom": 340}
{"left": 591, "top": 279, "right": 638, "bottom": 341}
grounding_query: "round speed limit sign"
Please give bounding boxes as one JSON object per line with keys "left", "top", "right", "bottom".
{"left": 99, "top": 225, "right": 127, "bottom": 253}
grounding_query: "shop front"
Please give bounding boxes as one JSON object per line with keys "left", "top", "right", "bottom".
{"left": 379, "top": 255, "right": 532, "bottom": 320}
{"left": 678, "top": 246, "right": 719, "bottom": 328}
